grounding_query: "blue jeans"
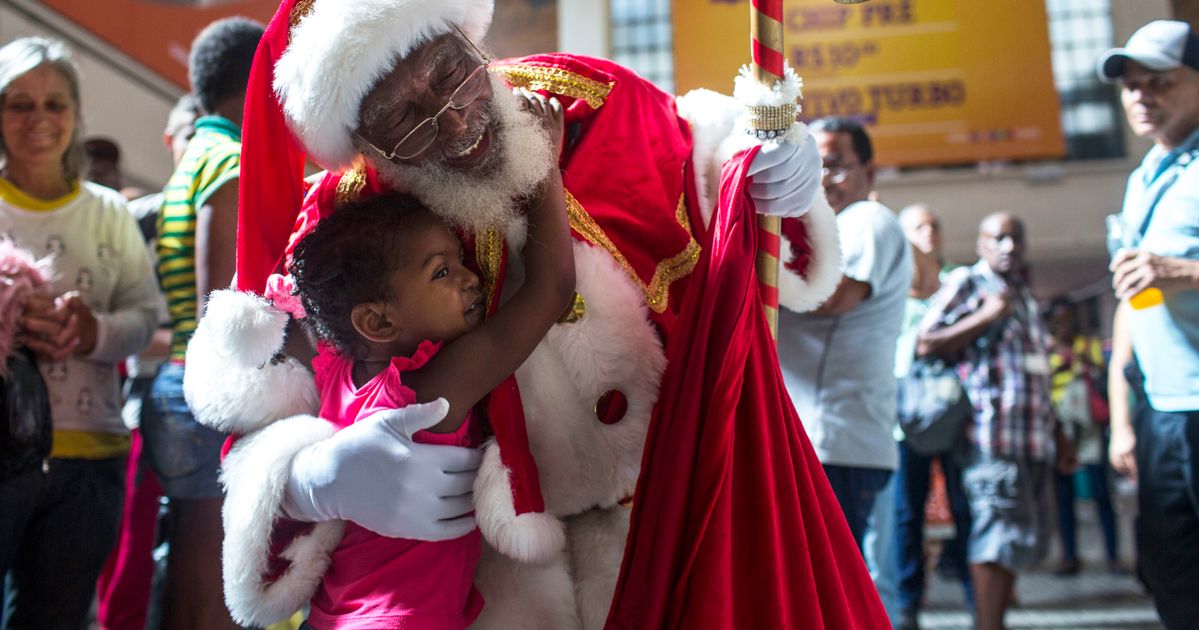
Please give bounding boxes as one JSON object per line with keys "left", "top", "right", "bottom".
{"left": 1134, "top": 406, "right": 1199, "bottom": 629}
{"left": 141, "top": 363, "right": 228, "bottom": 499}
{"left": 0, "top": 457, "right": 125, "bottom": 628}
{"left": 1055, "top": 463, "right": 1118, "bottom": 564}
{"left": 822, "top": 464, "right": 892, "bottom": 553}
{"left": 893, "top": 441, "right": 973, "bottom": 614}
{"left": 864, "top": 474, "right": 899, "bottom": 618}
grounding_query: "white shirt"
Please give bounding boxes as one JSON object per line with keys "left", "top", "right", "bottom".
{"left": 777, "top": 200, "right": 912, "bottom": 470}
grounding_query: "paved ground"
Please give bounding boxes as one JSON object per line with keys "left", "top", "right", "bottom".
{"left": 918, "top": 483, "right": 1163, "bottom": 629}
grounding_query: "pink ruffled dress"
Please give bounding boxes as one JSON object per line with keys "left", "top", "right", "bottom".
{"left": 307, "top": 341, "right": 484, "bottom": 630}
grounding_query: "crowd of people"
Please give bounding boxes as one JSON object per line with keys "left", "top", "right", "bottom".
{"left": 0, "top": 3, "right": 1196, "bottom": 629}
{"left": 785, "top": 19, "right": 1199, "bottom": 630}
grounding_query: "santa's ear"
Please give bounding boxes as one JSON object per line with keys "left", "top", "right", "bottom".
{"left": 350, "top": 302, "right": 399, "bottom": 344}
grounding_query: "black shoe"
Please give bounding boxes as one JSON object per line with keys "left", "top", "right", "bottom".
{"left": 1053, "top": 559, "right": 1081, "bottom": 576}
{"left": 896, "top": 609, "right": 920, "bottom": 630}
{"left": 1107, "top": 560, "right": 1131, "bottom": 576}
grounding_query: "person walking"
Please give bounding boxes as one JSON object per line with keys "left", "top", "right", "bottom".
{"left": 918, "top": 212, "right": 1074, "bottom": 630}
{"left": 892, "top": 204, "right": 972, "bottom": 630}
{"left": 1098, "top": 20, "right": 1199, "bottom": 629}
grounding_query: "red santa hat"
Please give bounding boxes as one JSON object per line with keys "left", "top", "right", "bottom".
{"left": 237, "top": 0, "right": 562, "bottom": 564}
{"left": 275, "top": 0, "right": 493, "bottom": 171}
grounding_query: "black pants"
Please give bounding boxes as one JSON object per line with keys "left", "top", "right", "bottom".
{"left": 1135, "top": 406, "right": 1199, "bottom": 630}
{"left": 0, "top": 458, "right": 126, "bottom": 629}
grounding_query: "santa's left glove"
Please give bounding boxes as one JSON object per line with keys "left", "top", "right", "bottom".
{"left": 747, "top": 135, "right": 822, "bottom": 218}
{"left": 282, "top": 399, "right": 482, "bottom": 540}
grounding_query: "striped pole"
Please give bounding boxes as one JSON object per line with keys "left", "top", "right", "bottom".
{"left": 751, "top": 0, "right": 784, "bottom": 338}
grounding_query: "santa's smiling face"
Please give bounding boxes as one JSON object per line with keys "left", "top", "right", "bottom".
{"left": 354, "top": 33, "right": 553, "bottom": 234}
{"left": 355, "top": 32, "right": 496, "bottom": 172}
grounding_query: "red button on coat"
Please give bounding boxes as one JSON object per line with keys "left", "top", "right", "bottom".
{"left": 595, "top": 389, "right": 628, "bottom": 424}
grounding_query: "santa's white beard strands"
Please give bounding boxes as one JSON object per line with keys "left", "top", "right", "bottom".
{"left": 374, "top": 75, "right": 554, "bottom": 234}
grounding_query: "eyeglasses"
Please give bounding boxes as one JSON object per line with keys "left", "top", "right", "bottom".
{"left": 361, "top": 31, "right": 491, "bottom": 161}
{"left": 821, "top": 165, "right": 854, "bottom": 185}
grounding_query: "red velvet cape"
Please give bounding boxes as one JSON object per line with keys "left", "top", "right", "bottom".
{"left": 606, "top": 147, "right": 889, "bottom": 629}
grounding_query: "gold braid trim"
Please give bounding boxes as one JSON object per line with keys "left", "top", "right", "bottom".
{"left": 476, "top": 228, "right": 504, "bottom": 312}
{"left": 565, "top": 190, "right": 700, "bottom": 313}
{"left": 334, "top": 166, "right": 367, "bottom": 206}
{"left": 490, "top": 65, "right": 613, "bottom": 110}
{"left": 288, "top": 0, "right": 317, "bottom": 42}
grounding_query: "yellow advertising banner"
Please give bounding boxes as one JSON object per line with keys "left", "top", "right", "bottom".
{"left": 674, "top": 0, "right": 1066, "bottom": 166}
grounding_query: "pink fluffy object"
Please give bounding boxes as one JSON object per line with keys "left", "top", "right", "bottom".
{"left": 0, "top": 239, "right": 49, "bottom": 378}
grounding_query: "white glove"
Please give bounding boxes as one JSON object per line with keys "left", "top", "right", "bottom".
{"left": 282, "top": 399, "right": 482, "bottom": 540}
{"left": 747, "top": 136, "right": 822, "bottom": 219}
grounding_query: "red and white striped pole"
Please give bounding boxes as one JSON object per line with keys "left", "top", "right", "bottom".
{"left": 750, "top": 0, "right": 785, "bottom": 338}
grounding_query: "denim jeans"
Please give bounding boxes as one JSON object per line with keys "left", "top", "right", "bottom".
{"left": 0, "top": 457, "right": 125, "bottom": 628}
{"left": 1134, "top": 406, "right": 1199, "bottom": 629}
{"left": 822, "top": 464, "right": 892, "bottom": 553}
{"left": 864, "top": 473, "right": 899, "bottom": 618}
{"left": 141, "top": 363, "right": 227, "bottom": 499}
{"left": 1055, "top": 462, "right": 1118, "bottom": 564}
{"left": 893, "top": 441, "right": 973, "bottom": 614}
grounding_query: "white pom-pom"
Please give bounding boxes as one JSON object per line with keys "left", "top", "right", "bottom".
{"left": 184, "top": 290, "right": 319, "bottom": 434}
{"left": 475, "top": 441, "right": 566, "bottom": 565}
{"left": 201, "top": 290, "right": 290, "bottom": 367}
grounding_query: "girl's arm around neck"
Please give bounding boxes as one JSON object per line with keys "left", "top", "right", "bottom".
{"left": 407, "top": 95, "right": 574, "bottom": 431}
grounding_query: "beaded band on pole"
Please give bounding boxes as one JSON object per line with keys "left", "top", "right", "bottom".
{"left": 745, "top": 102, "right": 797, "bottom": 140}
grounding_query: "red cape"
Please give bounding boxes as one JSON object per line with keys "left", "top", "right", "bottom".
{"left": 606, "top": 147, "right": 889, "bottom": 629}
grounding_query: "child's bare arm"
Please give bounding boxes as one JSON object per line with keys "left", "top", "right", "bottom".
{"left": 408, "top": 90, "right": 575, "bottom": 428}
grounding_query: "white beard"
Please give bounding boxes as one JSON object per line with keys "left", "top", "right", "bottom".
{"left": 371, "top": 76, "right": 554, "bottom": 234}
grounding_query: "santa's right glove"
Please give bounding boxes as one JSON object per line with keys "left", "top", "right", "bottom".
{"left": 283, "top": 399, "right": 482, "bottom": 540}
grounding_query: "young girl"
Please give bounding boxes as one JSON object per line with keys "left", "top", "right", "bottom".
{"left": 287, "top": 95, "right": 572, "bottom": 629}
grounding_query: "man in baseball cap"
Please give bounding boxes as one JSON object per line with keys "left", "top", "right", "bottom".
{"left": 1098, "top": 19, "right": 1199, "bottom": 82}
{"left": 1099, "top": 19, "right": 1199, "bottom": 630}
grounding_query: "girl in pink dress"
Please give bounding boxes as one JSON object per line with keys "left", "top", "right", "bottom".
{"left": 287, "top": 94, "right": 571, "bottom": 630}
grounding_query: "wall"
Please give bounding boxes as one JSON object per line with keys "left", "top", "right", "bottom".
{"left": 558, "top": 0, "right": 608, "bottom": 57}
{"left": 1, "top": 0, "right": 183, "bottom": 190}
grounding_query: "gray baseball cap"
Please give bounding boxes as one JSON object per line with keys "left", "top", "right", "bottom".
{"left": 1098, "top": 20, "right": 1199, "bottom": 83}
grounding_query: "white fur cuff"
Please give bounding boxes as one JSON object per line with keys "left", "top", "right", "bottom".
{"left": 220, "top": 415, "right": 345, "bottom": 627}
{"left": 184, "top": 289, "right": 319, "bottom": 435}
{"left": 779, "top": 193, "right": 842, "bottom": 314}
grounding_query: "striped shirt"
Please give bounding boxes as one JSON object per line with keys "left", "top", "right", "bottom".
{"left": 157, "top": 116, "right": 241, "bottom": 361}
{"left": 920, "top": 261, "right": 1056, "bottom": 462}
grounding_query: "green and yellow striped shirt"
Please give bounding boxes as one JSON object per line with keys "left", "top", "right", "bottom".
{"left": 157, "top": 115, "right": 241, "bottom": 361}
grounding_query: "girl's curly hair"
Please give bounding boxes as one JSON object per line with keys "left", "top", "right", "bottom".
{"left": 289, "top": 193, "right": 438, "bottom": 357}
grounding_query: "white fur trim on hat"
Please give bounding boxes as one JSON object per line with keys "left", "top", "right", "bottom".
{"left": 274, "top": 0, "right": 494, "bottom": 171}
{"left": 475, "top": 439, "right": 566, "bottom": 565}
{"left": 220, "top": 414, "right": 345, "bottom": 626}
{"left": 183, "top": 289, "right": 319, "bottom": 435}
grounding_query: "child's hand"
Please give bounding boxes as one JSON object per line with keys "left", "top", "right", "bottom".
{"left": 515, "top": 87, "right": 564, "bottom": 158}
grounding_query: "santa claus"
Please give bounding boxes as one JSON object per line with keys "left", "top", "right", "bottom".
{"left": 183, "top": 0, "right": 888, "bottom": 627}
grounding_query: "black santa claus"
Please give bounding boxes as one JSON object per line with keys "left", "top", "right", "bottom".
{"left": 182, "top": 0, "right": 889, "bottom": 627}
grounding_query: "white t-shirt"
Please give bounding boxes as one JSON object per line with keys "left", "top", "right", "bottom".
{"left": 1, "top": 181, "right": 161, "bottom": 435}
{"left": 777, "top": 200, "right": 912, "bottom": 470}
